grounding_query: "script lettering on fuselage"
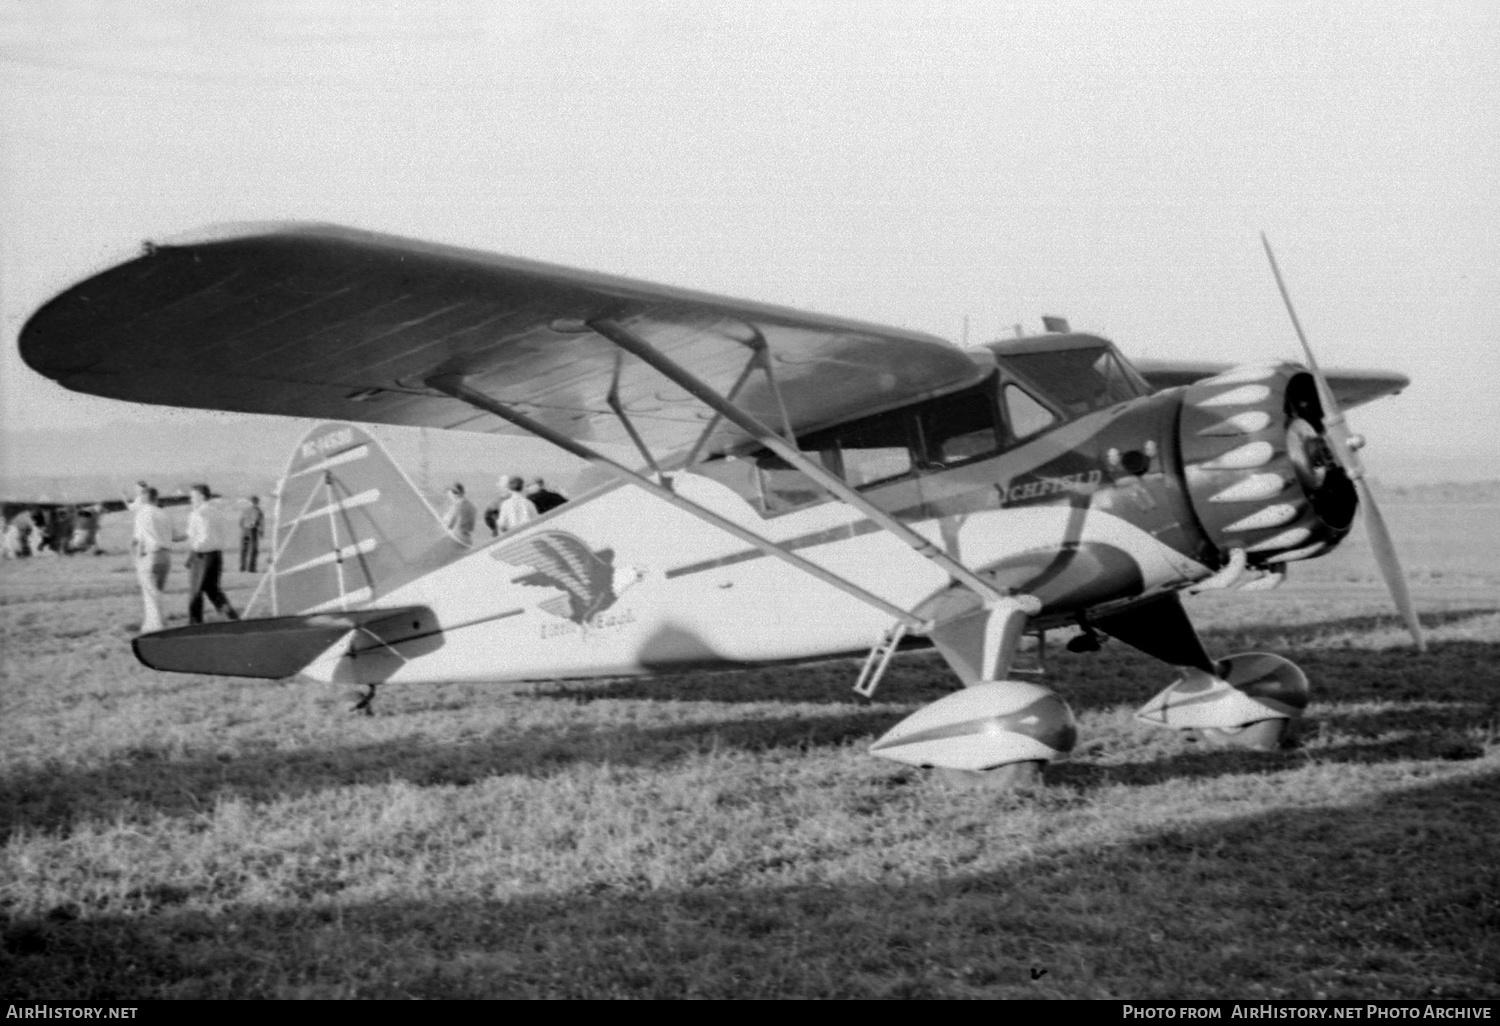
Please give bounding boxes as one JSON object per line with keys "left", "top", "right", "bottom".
{"left": 538, "top": 606, "right": 638, "bottom": 640}
{"left": 1000, "top": 469, "right": 1102, "bottom": 506}
{"left": 300, "top": 427, "right": 354, "bottom": 461}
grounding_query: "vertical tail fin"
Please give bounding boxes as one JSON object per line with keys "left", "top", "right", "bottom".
{"left": 259, "top": 423, "right": 466, "bottom": 615}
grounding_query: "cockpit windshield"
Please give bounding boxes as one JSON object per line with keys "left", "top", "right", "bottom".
{"left": 995, "top": 344, "right": 1147, "bottom": 419}
{"left": 689, "top": 339, "right": 1150, "bottom": 519}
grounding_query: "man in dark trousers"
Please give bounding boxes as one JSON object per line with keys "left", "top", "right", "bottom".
{"left": 526, "top": 477, "right": 567, "bottom": 515}
{"left": 186, "top": 484, "right": 239, "bottom": 624}
{"left": 239, "top": 495, "right": 264, "bottom": 573}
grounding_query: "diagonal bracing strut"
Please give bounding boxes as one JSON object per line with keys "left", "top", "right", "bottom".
{"left": 585, "top": 317, "right": 1012, "bottom": 606}
{"left": 425, "top": 373, "right": 929, "bottom": 631}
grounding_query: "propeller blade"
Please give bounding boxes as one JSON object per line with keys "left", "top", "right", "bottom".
{"left": 1260, "top": 233, "right": 1426, "bottom": 651}
{"left": 1354, "top": 477, "right": 1427, "bottom": 651}
{"left": 1260, "top": 234, "right": 1358, "bottom": 465}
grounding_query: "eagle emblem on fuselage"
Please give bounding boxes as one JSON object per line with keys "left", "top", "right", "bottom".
{"left": 492, "top": 530, "right": 626, "bottom": 626}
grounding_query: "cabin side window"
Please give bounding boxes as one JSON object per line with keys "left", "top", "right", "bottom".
{"left": 695, "top": 374, "right": 1010, "bottom": 516}
{"left": 690, "top": 345, "right": 1147, "bottom": 518}
{"left": 828, "top": 416, "right": 915, "bottom": 488}
{"left": 917, "top": 387, "right": 1003, "bottom": 467}
{"left": 753, "top": 450, "right": 837, "bottom": 515}
{"left": 751, "top": 411, "right": 916, "bottom": 514}
{"left": 1002, "top": 383, "right": 1058, "bottom": 439}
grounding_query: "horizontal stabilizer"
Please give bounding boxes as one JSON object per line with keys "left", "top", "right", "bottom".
{"left": 133, "top": 606, "right": 431, "bottom": 678}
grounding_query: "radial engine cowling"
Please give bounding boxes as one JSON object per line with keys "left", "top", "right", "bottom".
{"left": 1179, "top": 363, "right": 1358, "bottom": 568}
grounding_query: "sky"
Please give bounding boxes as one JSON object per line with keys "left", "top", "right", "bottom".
{"left": 1, "top": 0, "right": 1496, "bottom": 485}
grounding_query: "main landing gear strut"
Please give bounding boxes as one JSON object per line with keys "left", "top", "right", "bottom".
{"left": 867, "top": 597, "right": 1079, "bottom": 787}
{"left": 353, "top": 684, "right": 378, "bottom": 716}
{"left": 863, "top": 591, "right": 1310, "bottom": 788}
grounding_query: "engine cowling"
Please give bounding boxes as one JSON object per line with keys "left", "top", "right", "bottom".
{"left": 1178, "top": 363, "right": 1357, "bottom": 568}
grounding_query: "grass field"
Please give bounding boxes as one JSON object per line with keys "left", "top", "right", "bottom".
{"left": 2, "top": 502, "right": 1497, "bottom": 999}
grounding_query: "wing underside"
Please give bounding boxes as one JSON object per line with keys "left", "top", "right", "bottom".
{"left": 19, "top": 222, "right": 986, "bottom": 465}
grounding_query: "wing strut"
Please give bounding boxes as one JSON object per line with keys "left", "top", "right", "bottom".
{"left": 585, "top": 318, "right": 1012, "bottom": 606}
{"left": 425, "top": 373, "right": 929, "bottom": 631}
{"left": 605, "top": 353, "right": 667, "bottom": 482}
{"left": 678, "top": 342, "right": 771, "bottom": 470}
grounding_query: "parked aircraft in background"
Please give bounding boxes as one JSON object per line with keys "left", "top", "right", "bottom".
{"left": 18, "top": 224, "right": 1422, "bottom": 784}
{"left": 2, "top": 488, "right": 190, "bottom": 556}
{"left": 1, "top": 492, "right": 188, "bottom": 524}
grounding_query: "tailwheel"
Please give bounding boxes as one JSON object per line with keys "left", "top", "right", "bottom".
{"left": 352, "top": 684, "right": 378, "bottom": 716}
{"left": 1193, "top": 718, "right": 1289, "bottom": 751}
{"left": 938, "top": 760, "right": 1045, "bottom": 790}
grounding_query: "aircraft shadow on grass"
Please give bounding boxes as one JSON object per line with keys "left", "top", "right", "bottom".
{"left": 3, "top": 767, "right": 1496, "bottom": 999}
{"left": 1, "top": 618, "right": 1495, "bottom": 842}
{"left": 533, "top": 606, "right": 1500, "bottom": 708}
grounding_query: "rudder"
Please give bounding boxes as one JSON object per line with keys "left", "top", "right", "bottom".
{"left": 263, "top": 422, "right": 466, "bottom": 615}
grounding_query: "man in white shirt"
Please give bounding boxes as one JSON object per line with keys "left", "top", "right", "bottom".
{"left": 443, "top": 483, "right": 477, "bottom": 546}
{"left": 131, "top": 486, "right": 175, "bottom": 632}
{"left": 495, "top": 475, "right": 538, "bottom": 534}
{"left": 185, "top": 484, "right": 239, "bottom": 625}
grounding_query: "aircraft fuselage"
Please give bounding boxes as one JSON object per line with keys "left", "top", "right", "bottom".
{"left": 303, "top": 386, "right": 1218, "bottom": 686}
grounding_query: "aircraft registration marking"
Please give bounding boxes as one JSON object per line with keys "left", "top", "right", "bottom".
{"left": 300, "top": 426, "right": 355, "bottom": 460}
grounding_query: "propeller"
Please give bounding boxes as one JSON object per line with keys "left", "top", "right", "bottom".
{"left": 1260, "top": 233, "right": 1426, "bottom": 651}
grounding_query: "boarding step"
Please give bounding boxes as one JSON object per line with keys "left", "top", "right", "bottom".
{"left": 1010, "top": 630, "right": 1048, "bottom": 676}
{"left": 853, "top": 622, "right": 910, "bottom": 698}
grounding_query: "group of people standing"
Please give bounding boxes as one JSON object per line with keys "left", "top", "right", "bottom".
{"left": 121, "top": 471, "right": 561, "bottom": 631}
{"left": 442, "top": 475, "right": 566, "bottom": 546}
{"left": 131, "top": 482, "right": 263, "bottom": 633}
{"left": 2, "top": 505, "right": 102, "bottom": 558}
{"left": 12, "top": 469, "right": 571, "bottom": 631}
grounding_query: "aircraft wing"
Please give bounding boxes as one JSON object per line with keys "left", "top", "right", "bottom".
{"left": 1, "top": 494, "right": 189, "bottom": 521}
{"left": 1, "top": 497, "right": 123, "bottom": 523}
{"left": 20, "top": 223, "right": 987, "bottom": 464}
{"left": 1133, "top": 359, "right": 1410, "bottom": 410}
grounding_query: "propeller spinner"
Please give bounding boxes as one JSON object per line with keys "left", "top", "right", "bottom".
{"left": 1260, "top": 234, "right": 1427, "bottom": 651}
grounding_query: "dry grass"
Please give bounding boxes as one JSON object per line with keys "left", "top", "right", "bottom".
{"left": 1, "top": 504, "right": 1497, "bottom": 998}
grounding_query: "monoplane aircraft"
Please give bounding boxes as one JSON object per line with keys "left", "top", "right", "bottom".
{"left": 1, "top": 489, "right": 189, "bottom": 555}
{"left": 18, "top": 224, "right": 1423, "bottom": 783}
{"left": 0, "top": 492, "right": 188, "bottom": 524}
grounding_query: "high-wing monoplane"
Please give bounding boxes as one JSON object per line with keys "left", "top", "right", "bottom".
{"left": 18, "top": 224, "right": 1424, "bottom": 783}
{"left": 2, "top": 489, "right": 189, "bottom": 555}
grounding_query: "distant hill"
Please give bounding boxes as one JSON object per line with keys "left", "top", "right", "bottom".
{"left": 0, "top": 416, "right": 588, "bottom": 505}
{"left": 0, "top": 418, "right": 303, "bottom": 485}
{"left": 3, "top": 416, "right": 1494, "bottom": 508}
{"left": 1371, "top": 479, "right": 1500, "bottom": 504}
